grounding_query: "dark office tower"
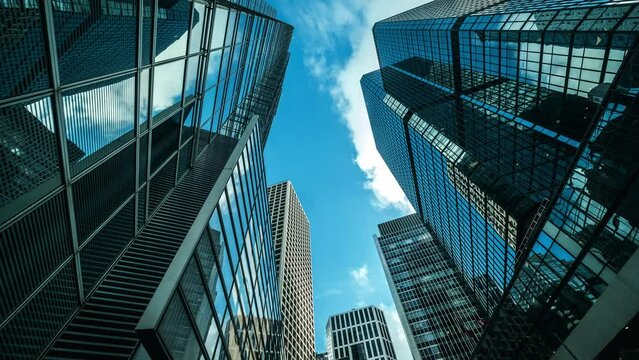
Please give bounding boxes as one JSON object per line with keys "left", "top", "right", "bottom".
{"left": 375, "top": 214, "right": 484, "bottom": 360}
{"left": 363, "top": 0, "right": 639, "bottom": 359}
{"left": 267, "top": 181, "right": 316, "bottom": 360}
{"left": 326, "top": 306, "right": 397, "bottom": 360}
{"left": 0, "top": 0, "right": 292, "bottom": 359}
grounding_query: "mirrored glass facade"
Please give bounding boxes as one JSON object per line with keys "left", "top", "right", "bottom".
{"left": 376, "top": 214, "right": 484, "bottom": 360}
{"left": 364, "top": 1, "right": 639, "bottom": 359}
{"left": 0, "top": 0, "right": 292, "bottom": 359}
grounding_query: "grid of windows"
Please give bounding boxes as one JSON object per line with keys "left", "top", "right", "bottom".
{"left": 326, "top": 306, "right": 397, "bottom": 360}
{"left": 0, "top": 0, "right": 292, "bottom": 359}
{"left": 365, "top": 0, "right": 639, "bottom": 359}
{"left": 376, "top": 215, "right": 485, "bottom": 360}
{"left": 267, "top": 181, "right": 316, "bottom": 360}
{"left": 139, "top": 123, "right": 283, "bottom": 359}
{"left": 474, "top": 38, "right": 639, "bottom": 360}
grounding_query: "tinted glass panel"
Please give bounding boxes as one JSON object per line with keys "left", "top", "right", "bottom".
{"left": 73, "top": 143, "right": 135, "bottom": 242}
{"left": 0, "top": 2, "right": 50, "bottom": 100}
{"left": 80, "top": 199, "right": 135, "bottom": 293}
{"left": 52, "top": 0, "right": 136, "bottom": 85}
{"left": 62, "top": 75, "right": 136, "bottom": 176}
{"left": 0, "top": 97, "right": 60, "bottom": 220}
{"left": 154, "top": 0, "right": 190, "bottom": 63}
{"left": 152, "top": 60, "right": 185, "bottom": 121}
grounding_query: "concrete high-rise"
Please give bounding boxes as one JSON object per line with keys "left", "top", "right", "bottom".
{"left": 326, "top": 306, "right": 397, "bottom": 360}
{"left": 376, "top": 214, "right": 484, "bottom": 360}
{"left": 267, "top": 181, "right": 316, "bottom": 359}
{"left": 364, "top": 0, "right": 639, "bottom": 359}
{"left": 0, "top": 1, "right": 292, "bottom": 359}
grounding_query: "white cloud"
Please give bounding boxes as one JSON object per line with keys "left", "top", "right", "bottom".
{"left": 284, "top": 0, "right": 424, "bottom": 213}
{"left": 350, "top": 264, "right": 370, "bottom": 289}
{"left": 315, "top": 288, "right": 343, "bottom": 300}
{"left": 380, "top": 302, "right": 414, "bottom": 360}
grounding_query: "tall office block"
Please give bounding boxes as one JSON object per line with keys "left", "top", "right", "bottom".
{"left": 326, "top": 306, "right": 397, "bottom": 360}
{"left": 0, "top": 1, "right": 292, "bottom": 359}
{"left": 364, "top": 0, "right": 639, "bottom": 359}
{"left": 267, "top": 181, "right": 316, "bottom": 360}
{"left": 375, "top": 214, "right": 484, "bottom": 360}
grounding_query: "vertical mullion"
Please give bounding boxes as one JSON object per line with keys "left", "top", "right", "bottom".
{"left": 134, "top": 0, "right": 143, "bottom": 232}
{"left": 40, "top": 0, "right": 84, "bottom": 303}
{"left": 193, "top": 2, "right": 218, "bottom": 158}
{"left": 175, "top": 1, "right": 196, "bottom": 184}
{"left": 145, "top": 0, "right": 158, "bottom": 223}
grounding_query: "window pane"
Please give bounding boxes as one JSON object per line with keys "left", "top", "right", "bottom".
{"left": 0, "top": 97, "right": 60, "bottom": 218}
{"left": 159, "top": 293, "right": 202, "bottom": 360}
{"left": 154, "top": 0, "right": 190, "bottom": 62}
{"left": 62, "top": 75, "right": 136, "bottom": 176}
{"left": 53, "top": 0, "right": 137, "bottom": 85}
{"left": 189, "top": 2, "right": 206, "bottom": 54}
{"left": 0, "top": 3, "right": 50, "bottom": 99}
{"left": 152, "top": 60, "right": 185, "bottom": 121}
{"left": 210, "top": 7, "right": 229, "bottom": 50}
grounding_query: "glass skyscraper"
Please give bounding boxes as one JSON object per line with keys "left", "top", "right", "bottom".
{"left": 364, "top": 0, "right": 639, "bottom": 359}
{"left": 375, "top": 214, "right": 484, "bottom": 360}
{"left": 0, "top": 1, "right": 292, "bottom": 359}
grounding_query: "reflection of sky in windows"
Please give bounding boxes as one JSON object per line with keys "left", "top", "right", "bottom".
{"left": 62, "top": 76, "right": 135, "bottom": 156}
{"left": 211, "top": 7, "right": 229, "bottom": 50}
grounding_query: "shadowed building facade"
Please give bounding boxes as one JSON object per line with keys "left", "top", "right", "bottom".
{"left": 364, "top": 0, "right": 639, "bottom": 359}
{"left": 326, "top": 306, "right": 397, "bottom": 360}
{"left": 267, "top": 181, "right": 316, "bottom": 360}
{"left": 375, "top": 214, "right": 484, "bottom": 360}
{"left": 0, "top": 0, "right": 292, "bottom": 359}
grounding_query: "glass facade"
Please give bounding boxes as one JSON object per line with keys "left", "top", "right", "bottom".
{"left": 0, "top": 0, "right": 292, "bottom": 359}
{"left": 137, "top": 121, "right": 283, "bottom": 360}
{"left": 375, "top": 214, "right": 484, "bottom": 360}
{"left": 326, "top": 306, "right": 397, "bottom": 360}
{"left": 365, "top": 0, "right": 639, "bottom": 359}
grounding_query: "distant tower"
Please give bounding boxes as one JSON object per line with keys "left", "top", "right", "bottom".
{"left": 268, "top": 181, "right": 316, "bottom": 359}
{"left": 326, "top": 306, "right": 397, "bottom": 360}
{"left": 376, "top": 214, "right": 484, "bottom": 360}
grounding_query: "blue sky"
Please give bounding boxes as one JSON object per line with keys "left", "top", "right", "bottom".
{"left": 261, "top": 1, "right": 426, "bottom": 357}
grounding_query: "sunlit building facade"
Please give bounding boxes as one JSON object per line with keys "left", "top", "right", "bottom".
{"left": 375, "top": 214, "right": 484, "bottom": 360}
{"left": 326, "top": 306, "right": 397, "bottom": 360}
{"left": 364, "top": 0, "right": 639, "bottom": 359}
{"left": 0, "top": 0, "right": 292, "bottom": 359}
{"left": 267, "top": 181, "right": 316, "bottom": 360}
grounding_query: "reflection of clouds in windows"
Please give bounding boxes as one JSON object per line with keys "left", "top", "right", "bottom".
{"left": 25, "top": 98, "right": 56, "bottom": 133}
{"left": 152, "top": 59, "right": 185, "bottom": 116}
{"left": 211, "top": 8, "right": 229, "bottom": 50}
{"left": 207, "top": 50, "right": 222, "bottom": 90}
{"left": 152, "top": 12, "right": 198, "bottom": 116}
{"left": 61, "top": 76, "right": 135, "bottom": 156}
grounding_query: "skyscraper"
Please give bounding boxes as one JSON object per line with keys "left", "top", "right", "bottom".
{"left": 267, "top": 181, "right": 316, "bottom": 360}
{"left": 375, "top": 214, "right": 484, "bottom": 360}
{"left": 0, "top": 1, "right": 292, "bottom": 359}
{"left": 364, "top": 0, "right": 639, "bottom": 359}
{"left": 326, "top": 306, "right": 397, "bottom": 360}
